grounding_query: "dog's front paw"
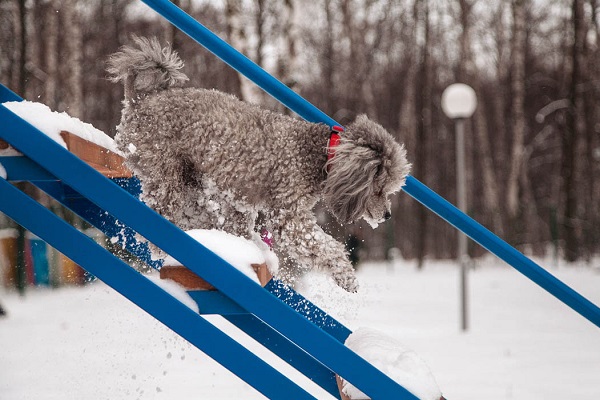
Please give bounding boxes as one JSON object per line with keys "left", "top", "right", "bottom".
{"left": 334, "top": 272, "right": 359, "bottom": 293}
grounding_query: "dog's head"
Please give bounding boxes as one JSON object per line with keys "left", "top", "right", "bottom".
{"left": 323, "top": 115, "right": 411, "bottom": 227}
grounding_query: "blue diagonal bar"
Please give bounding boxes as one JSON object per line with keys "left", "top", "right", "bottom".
{"left": 0, "top": 84, "right": 20, "bottom": 102}
{"left": 0, "top": 177, "right": 315, "bottom": 400}
{"left": 403, "top": 176, "right": 600, "bottom": 328}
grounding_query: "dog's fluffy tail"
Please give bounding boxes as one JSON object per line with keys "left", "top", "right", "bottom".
{"left": 107, "top": 36, "right": 189, "bottom": 101}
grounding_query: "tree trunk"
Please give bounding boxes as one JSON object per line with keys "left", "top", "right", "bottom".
{"left": 413, "top": 0, "right": 431, "bottom": 268}
{"left": 252, "top": 0, "right": 268, "bottom": 105}
{"left": 473, "top": 96, "right": 502, "bottom": 233}
{"left": 322, "top": 0, "right": 336, "bottom": 116}
{"left": 276, "top": 0, "right": 299, "bottom": 115}
{"left": 62, "top": 0, "right": 83, "bottom": 118}
{"left": 562, "top": 0, "right": 586, "bottom": 261}
{"left": 165, "top": 0, "right": 186, "bottom": 51}
{"left": 225, "top": 0, "right": 246, "bottom": 101}
{"left": 583, "top": 0, "right": 599, "bottom": 259}
{"left": 506, "top": 0, "right": 527, "bottom": 227}
{"left": 45, "top": 0, "right": 59, "bottom": 109}
{"left": 15, "top": 0, "right": 27, "bottom": 96}
{"left": 491, "top": 2, "right": 509, "bottom": 191}
{"left": 457, "top": 0, "right": 474, "bottom": 82}
{"left": 340, "top": 0, "right": 361, "bottom": 114}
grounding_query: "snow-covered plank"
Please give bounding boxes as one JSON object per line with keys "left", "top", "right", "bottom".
{"left": 59, "top": 131, "right": 132, "bottom": 178}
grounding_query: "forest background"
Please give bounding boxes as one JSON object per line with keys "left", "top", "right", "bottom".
{"left": 1, "top": 0, "right": 599, "bottom": 267}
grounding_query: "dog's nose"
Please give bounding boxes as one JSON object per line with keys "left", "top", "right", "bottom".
{"left": 384, "top": 211, "right": 392, "bottom": 220}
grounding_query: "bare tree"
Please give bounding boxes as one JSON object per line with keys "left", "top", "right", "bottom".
{"left": 561, "top": 0, "right": 586, "bottom": 261}
{"left": 413, "top": 0, "right": 432, "bottom": 268}
{"left": 165, "top": 0, "right": 188, "bottom": 50}
{"left": 225, "top": 0, "right": 247, "bottom": 101}
{"left": 582, "top": 0, "right": 600, "bottom": 259}
{"left": 0, "top": 2, "right": 17, "bottom": 87}
{"left": 321, "top": 0, "right": 336, "bottom": 116}
{"left": 506, "top": 0, "right": 527, "bottom": 225}
{"left": 456, "top": 0, "right": 502, "bottom": 234}
{"left": 15, "top": 0, "right": 27, "bottom": 95}
{"left": 45, "top": 0, "right": 59, "bottom": 109}
{"left": 490, "top": 2, "right": 510, "bottom": 182}
{"left": 62, "top": 0, "right": 83, "bottom": 118}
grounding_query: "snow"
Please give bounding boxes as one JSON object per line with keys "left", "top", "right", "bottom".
{"left": 163, "top": 229, "right": 269, "bottom": 284}
{"left": 1, "top": 101, "right": 119, "bottom": 154}
{"left": 0, "top": 228, "right": 18, "bottom": 239}
{"left": 0, "top": 161, "right": 6, "bottom": 179}
{"left": 0, "top": 258, "right": 599, "bottom": 399}
{"left": 146, "top": 273, "right": 199, "bottom": 313}
{"left": 341, "top": 327, "right": 441, "bottom": 400}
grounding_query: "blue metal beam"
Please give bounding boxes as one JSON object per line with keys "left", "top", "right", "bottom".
{"left": 138, "top": 0, "right": 600, "bottom": 330}
{"left": 403, "top": 176, "right": 600, "bottom": 327}
{"left": 224, "top": 314, "right": 340, "bottom": 397}
{"left": 0, "top": 177, "right": 316, "bottom": 400}
{"left": 1, "top": 156, "right": 58, "bottom": 181}
{"left": 34, "top": 180, "right": 162, "bottom": 270}
{"left": 266, "top": 279, "right": 352, "bottom": 343}
{"left": 188, "top": 291, "right": 343, "bottom": 397}
{"left": 0, "top": 84, "right": 20, "bottom": 103}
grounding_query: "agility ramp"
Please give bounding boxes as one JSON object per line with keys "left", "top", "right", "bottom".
{"left": 0, "top": 84, "right": 419, "bottom": 399}
{"left": 139, "top": 0, "right": 600, "bottom": 329}
{"left": 1, "top": 1, "right": 600, "bottom": 399}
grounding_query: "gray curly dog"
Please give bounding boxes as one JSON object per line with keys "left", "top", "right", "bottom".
{"left": 107, "top": 37, "right": 411, "bottom": 292}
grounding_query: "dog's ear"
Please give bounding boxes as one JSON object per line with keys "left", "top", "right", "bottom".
{"left": 322, "top": 139, "right": 381, "bottom": 224}
{"left": 346, "top": 114, "right": 412, "bottom": 193}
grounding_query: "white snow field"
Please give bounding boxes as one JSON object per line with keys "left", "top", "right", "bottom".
{"left": 1, "top": 258, "right": 599, "bottom": 400}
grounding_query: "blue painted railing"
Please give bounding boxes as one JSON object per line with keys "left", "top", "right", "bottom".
{"left": 0, "top": 176, "right": 314, "bottom": 400}
{"left": 140, "top": 0, "right": 600, "bottom": 330}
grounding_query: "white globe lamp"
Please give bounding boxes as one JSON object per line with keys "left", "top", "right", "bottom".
{"left": 441, "top": 83, "right": 477, "bottom": 119}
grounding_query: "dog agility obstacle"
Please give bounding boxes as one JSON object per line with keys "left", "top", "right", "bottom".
{"left": 0, "top": 1, "right": 599, "bottom": 399}
{"left": 138, "top": 0, "right": 600, "bottom": 331}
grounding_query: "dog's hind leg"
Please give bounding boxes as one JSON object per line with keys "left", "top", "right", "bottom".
{"left": 196, "top": 181, "right": 257, "bottom": 239}
{"left": 269, "top": 209, "right": 359, "bottom": 292}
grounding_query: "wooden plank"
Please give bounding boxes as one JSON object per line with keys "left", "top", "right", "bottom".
{"left": 161, "top": 262, "right": 273, "bottom": 290}
{"left": 160, "top": 265, "right": 217, "bottom": 290}
{"left": 59, "top": 131, "right": 132, "bottom": 178}
{"left": 0, "top": 139, "right": 9, "bottom": 150}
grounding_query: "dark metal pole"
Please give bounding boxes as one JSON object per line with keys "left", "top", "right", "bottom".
{"left": 456, "top": 119, "right": 468, "bottom": 331}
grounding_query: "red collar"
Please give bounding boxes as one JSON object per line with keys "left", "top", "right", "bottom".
{"left": 326, "top": 125, "right": 344, "bottom": 173}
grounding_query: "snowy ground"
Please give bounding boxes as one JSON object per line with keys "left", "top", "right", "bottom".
{"left": 1, "top": 258, "right": 599, "bottom": 400}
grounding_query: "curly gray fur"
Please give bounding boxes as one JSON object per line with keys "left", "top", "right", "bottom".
{"left": 107, "top": 36, "right": 188, "bottom": 101}
{"left": 109, "top": 37, "right": 411, "bottom": 292}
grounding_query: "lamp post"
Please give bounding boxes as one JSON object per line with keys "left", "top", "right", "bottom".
{"left": 441, "top": 83, "right": 477, "bottom": 332}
